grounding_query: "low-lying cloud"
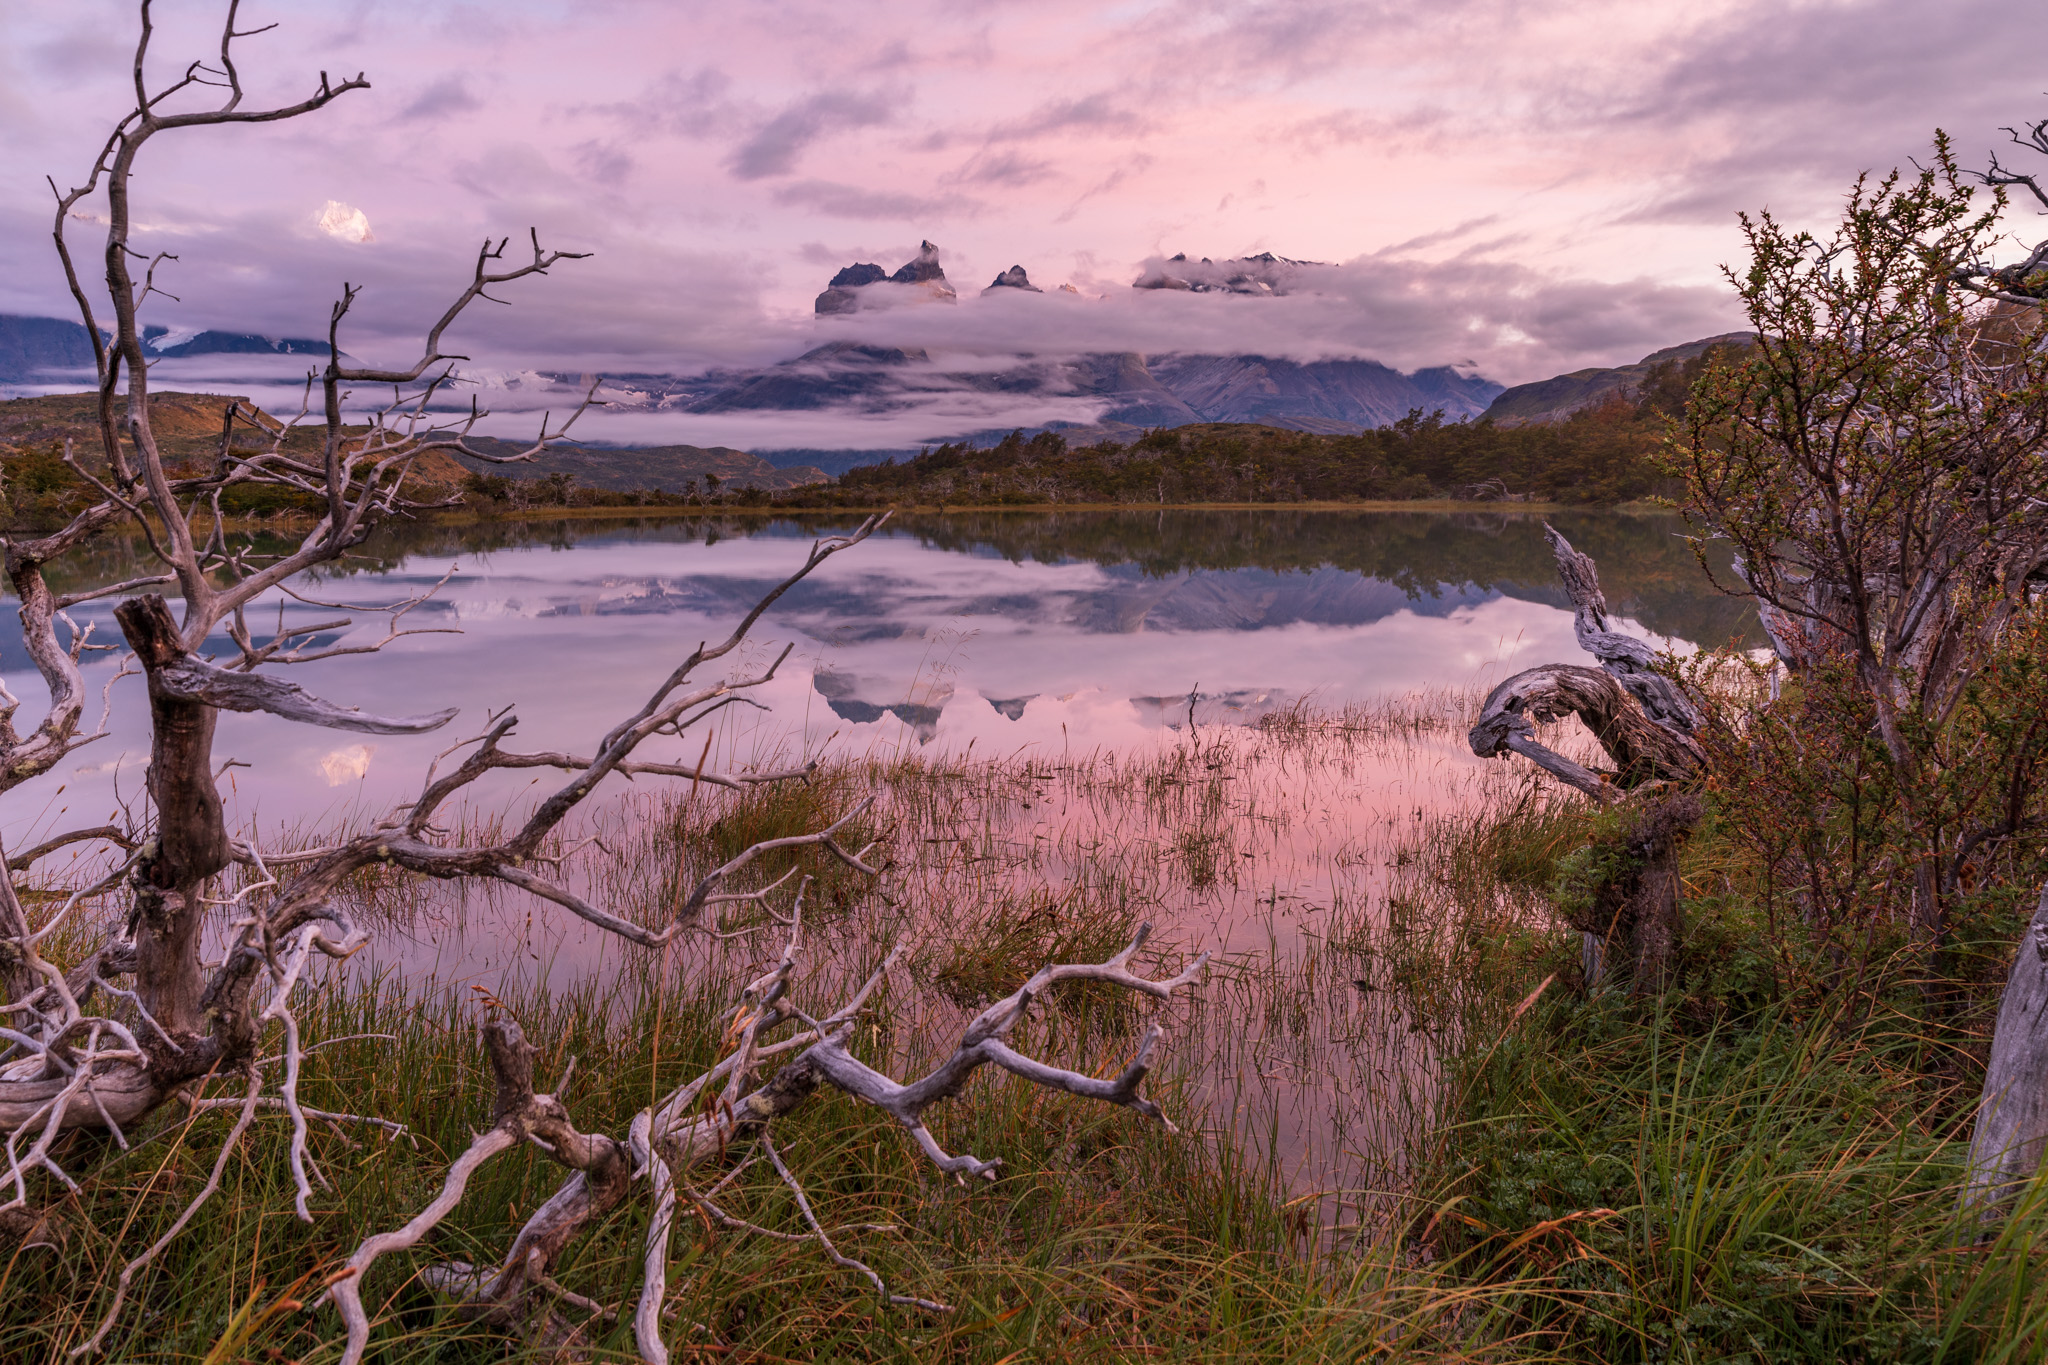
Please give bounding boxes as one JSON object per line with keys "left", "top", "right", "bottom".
{"left": 772, "top": 253, "right": 1737, "bottom": 385}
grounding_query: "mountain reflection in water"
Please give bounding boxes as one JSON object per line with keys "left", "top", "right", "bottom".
{"left": 3, "top": 508, "right": 1747, "bottom": 845}
{"left": 1, "top": 509, "right": 1746, "bottom": 1202}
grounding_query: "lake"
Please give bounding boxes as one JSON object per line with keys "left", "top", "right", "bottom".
{"left": 4, "top": 507, "right": 1748, "bottom": 849}
{"left": 3, "top": 508, "right": 1747, "bottom": 1204}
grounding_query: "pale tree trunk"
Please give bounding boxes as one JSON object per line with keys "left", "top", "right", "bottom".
{"left": 1963, "top": 884, "right": 2048, "bottom": 1219}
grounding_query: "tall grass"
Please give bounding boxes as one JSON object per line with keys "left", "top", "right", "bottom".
{"left": 0, "top": 960, "right": 1549, "bottom": 1361}
{"left": 1377, "top": 754, "right": 2048, "bottom": 1364}
{"left": 7, "top": 694, "right": 2039, "bottom": 1360}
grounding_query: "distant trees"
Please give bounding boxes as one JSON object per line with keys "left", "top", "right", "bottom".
{"left": 817, "top": 386, "right": 1709, "bottom": 510}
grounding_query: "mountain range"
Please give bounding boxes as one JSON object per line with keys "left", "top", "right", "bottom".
{"left": 0, "top": 314, "right": 336, "bottom": 378}
{"left": 2, "top": 243, "right": 1750, "bottom": 479}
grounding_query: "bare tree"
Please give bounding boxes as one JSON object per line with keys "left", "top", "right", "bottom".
{"left": 1467, "top": 525, "right": 1703, "bottom": 990}
{"left": 1, "top": 5, "right": 1212, "bottom": 1355}
{"left": 1962, "top": 115, "right": 2048, "bottom": 301}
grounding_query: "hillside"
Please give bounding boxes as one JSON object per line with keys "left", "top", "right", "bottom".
{"left": 0, "top": 390, "right": 473, "bottom": 529}
{"left": 1480, "top": 332, "right": 1752, "bottom": 425}
{"left": 771, "top": 402, "right": 1671, "bottom": 509}
{"left": 1, "top": 390, "right": 250, "bottom": 466}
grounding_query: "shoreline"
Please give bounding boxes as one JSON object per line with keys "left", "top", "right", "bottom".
{"left": 423, "top": 496, "right": 1676, "bottom": 525}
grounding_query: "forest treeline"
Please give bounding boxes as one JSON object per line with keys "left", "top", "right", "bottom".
{"left": 448, "top": 343, "right": 1721, "bottom": 511}
{"left": 775, "top": 345, "right": 1727, "bottom": 509}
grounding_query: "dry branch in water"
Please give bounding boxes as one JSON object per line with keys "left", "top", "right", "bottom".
{"left": 1465, "top": 525, "right": 1706, "bottom": 990}
{"left": 1468, "top": 524, "right": 1701, "bottom": 800}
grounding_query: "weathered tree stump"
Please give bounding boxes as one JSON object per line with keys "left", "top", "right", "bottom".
{"left": 1963, "top": 885, "right": 2048, "bottom": 1220}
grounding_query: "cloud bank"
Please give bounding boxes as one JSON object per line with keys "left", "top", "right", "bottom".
{"left": 2, "top": 0, "right": 2041, "bottom": 436}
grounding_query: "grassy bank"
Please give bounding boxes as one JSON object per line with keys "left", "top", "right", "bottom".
{"left": 7, "top": 701, "right": 2041, "bottom": 1360}
{"left": 1386, "top": 769, "right": 2048, "bottom": 1364}
{"left": 6, "top": 971, "right": 1479, "bottom": 1362}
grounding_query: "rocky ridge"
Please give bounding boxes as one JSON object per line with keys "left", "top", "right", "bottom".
{"left": 1131, "top": 251, "right": 1330, "bottom": 295}
{"left": 982, "top": 265, "right": 1042, "bottom": 295}
{"left": 815, "top": 241, "right": 956, "bottom": 314}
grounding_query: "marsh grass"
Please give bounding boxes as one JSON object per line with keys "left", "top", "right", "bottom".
{"left": 0, "top": 957, "right": 1550, "bottom": 1362}
{"left": 1434, "top": 992, "right": 2048, "bottom": 1362}
{"left": 9, "top": 695, "right": 2040, "bottom": 1360}
{"left": 1370, "top": 742, "right": 2048, "bottom": 1364}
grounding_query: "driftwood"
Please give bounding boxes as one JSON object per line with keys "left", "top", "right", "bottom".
{"left": 1469, "top": 525, "right": 1706, "bottom": 990}
{"left": 330, "top": 918, "right": 1208, "bottom": 1362}
{"left": 1543, "top": 523, "right": 1703, "bottom": 740}
{"left": 1963, "top": 884, "right": 2048, "bottom": 1219}
{"left": 1468, "top": 525, "right": 1702, "bottom": 803}
{"left": 1469, "top": 664, "right": 1692, "bottom": 800}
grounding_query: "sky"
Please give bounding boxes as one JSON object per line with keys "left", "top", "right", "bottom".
{"left": 4, "top": 0, "right": 2046, "bottom": 436}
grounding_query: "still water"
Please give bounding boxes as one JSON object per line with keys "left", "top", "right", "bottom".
{"left": 3, "top": 508, "right": 1745, "bottom": 1202}
{"left": 3, "top": 507, "right": 1748, "bottom": 850}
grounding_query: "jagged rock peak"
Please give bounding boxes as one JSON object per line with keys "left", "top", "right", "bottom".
{"left": 1132, "top": 250, "right": 1331, "bottom": 296}
{"left": 817, "top": 240, "right": 954, "bottom": 314}
{"left": 829, "top": 263, "right": 888, "bottom": 288}
{"left": 982, "top": 264, "right": 1042, "bottom": 295}
{"left": 890, "top": 240, "right": 947, "bottom": 285}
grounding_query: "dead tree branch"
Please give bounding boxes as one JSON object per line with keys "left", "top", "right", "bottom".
{"left": 334, "top": 917, "right": 1207, "bottom": 1362}
{"left": 1468, "top": 527, "right": 1702, "bottom": 797}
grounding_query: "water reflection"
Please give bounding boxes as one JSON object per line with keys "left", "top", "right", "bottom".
{"left": 3, "top": 509, "right": 1729, "bottom": 1208}
{"left": 3, "top": 508, "right": 1745, "bottom": 849}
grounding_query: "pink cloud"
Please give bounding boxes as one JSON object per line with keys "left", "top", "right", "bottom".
{"left": 2, "top": 0, "right": 2039, "bottom": 397}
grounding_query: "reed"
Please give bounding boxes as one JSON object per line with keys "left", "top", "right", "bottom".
{"left": 8, "top": 693, "right": 2036, "bottom": 1359}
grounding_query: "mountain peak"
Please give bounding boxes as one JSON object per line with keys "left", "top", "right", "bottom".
{"left": 982, "top": 264, "right": 1042, "bottom": 295}
{"left": 1133, "top": 251, "right": 1329, "bottom": 296}
{"left": 890, "top": 241, "right": 946, "bottom": 285}
{"left": 817, "top": 240, "right": 956, "bottom": 314}
{"left": 828, "top": 263, "right": 888, "bottom": 289}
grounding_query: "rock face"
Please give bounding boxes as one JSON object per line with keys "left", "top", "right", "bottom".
{"left": 1132, "top": 251, "right": 1328, "bottom": 296}
{"left": 1064, "top": 353, "right": 1201, "bottom": 427}
{"left": 983, "top": 265, "right": 1042, "bottom": 295}
{"left": 1147, "top": 354, "right": 1501, "bottom": 430}
{"left": 814, "top": 263, "right": 889, "bottom": 315}
{"left": 891, "top": 241, "right": 949, "bottom": 288}
{"left": 816, "top": 242, "right": 956, "bottom": 313}
{"left": 1479, "top": 333, "right": 1753, "bottom": 426}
